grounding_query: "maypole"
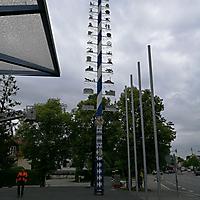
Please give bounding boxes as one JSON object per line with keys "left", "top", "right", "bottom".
{"left": 95, "top": 0, "right": 104, "bottom": 195}
{"left": 84, "top": 0, "right": 114, "bottom": 195}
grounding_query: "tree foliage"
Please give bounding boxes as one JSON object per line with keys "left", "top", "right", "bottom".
{"left": 117, "top": 88, "right": 176, "bottom": 173}
{"left": 69, "top": 95, "right": 123, "bottom": 183}
{"left": 15, "top": 87, "right": 176, "bottom": 183}
{"left": 0, "top": 75, "right": 20, "bottom": 169}
{"left": 16, "top": 99, "right": 72, "bottom": 186}
{"left": 183, "top": 155, "right": 200, "bottom": 168}
{"left": 70, "top": 88, "right": 176, "bottom": 179}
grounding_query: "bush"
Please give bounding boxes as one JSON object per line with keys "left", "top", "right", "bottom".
{"left": 75, "top": 168, "right": 91, "bottom": 182}
{"left": 0, "top": 167, "right": 40, "bottom": 187}
{"left": 81, "top": 169, "right": 91, "bottom": 182}
{"left": 26, "top": 170, "right": 40, "bottom": 185}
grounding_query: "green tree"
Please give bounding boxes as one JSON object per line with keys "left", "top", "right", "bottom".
{"left": 16, "top": 99, "right": 72, "bottom": 186}
{"left": 183, "top": 155, "right": 200, "bottom": 168}
{"left": 70, "top": 88, "right": 175, "bottom": 181}
{"left": 117, "top": 87, "right": 176, "bottom": 173}
{"left": 0, "top": 75, "right": 20, "bottom": 169}
{"left": 70, "top": 95, "right": 123, "bottom": 183}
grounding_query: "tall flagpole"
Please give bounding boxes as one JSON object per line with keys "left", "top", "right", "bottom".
{"left": 125, "top": 86, "right": 131, "bottom": 191}
{"left": 130, "top": 74, "right": 138, "bottom": 192}
{"left": 138, "top": 62, "right": 147, "bottom": 193}
{"left": 147, "top": 45, "right": 160, "bottom": 194}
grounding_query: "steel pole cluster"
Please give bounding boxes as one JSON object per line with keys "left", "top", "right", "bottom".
{"left": 125, "top": 45, "right": 161, "bottom": 195}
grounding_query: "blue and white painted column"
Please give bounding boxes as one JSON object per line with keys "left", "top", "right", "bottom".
{"left": 95, "top": 0, "right": 104, "bottom": 195}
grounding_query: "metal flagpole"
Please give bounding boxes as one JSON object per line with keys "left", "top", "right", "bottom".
{"left": 130, "top": 74, "right": 138, "bottom": 192}
{"left": 125, "top": 86, "right": 131, "bottom": 191}
{"left": 173, "top": 153, "right": 179, "bottom": 194}
{"left": 137, "top": 62, "right": 147, "bottom": 193}
{"left": 95, "top": 0, "right": 104, "bottom": 195}
{"left": 147, "top": 45, "right": 161, "bottom": 194}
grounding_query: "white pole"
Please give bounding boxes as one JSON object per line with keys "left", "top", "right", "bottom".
{"left": 125, "top": 86, "right": 131, "bottom": 191}
{"left": 174, "top": 153, "right": 179, "bottom": 193}
{"left": 147, "top": 45, "right": 161, "bottom": 194}
{"left": 138, "top": 62, "right": 147, "bottom": 193}
{"left": 130, "top": 74, "right": 138, "bottom": 192}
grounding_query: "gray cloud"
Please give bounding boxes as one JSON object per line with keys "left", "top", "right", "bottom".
{"left": 9, "top": 0, "right": 200, "bottom": 158}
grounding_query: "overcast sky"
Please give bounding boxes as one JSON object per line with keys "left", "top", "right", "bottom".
{"left": 14, "top": 0, "right": 200, "bottom": 158}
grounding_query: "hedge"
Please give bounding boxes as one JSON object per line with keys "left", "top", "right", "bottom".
{"left": 0, "top": 167, "right": 40, "bottom": 187}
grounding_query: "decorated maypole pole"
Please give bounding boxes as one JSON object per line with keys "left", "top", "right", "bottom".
{"left": 95, "top": 0, "right": 103, "bottom": 195}
{"left": 84, "top": 0, "right": 114, "bottom": 195}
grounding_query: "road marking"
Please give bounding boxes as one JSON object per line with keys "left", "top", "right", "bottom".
{"left": 165, "top": 180, "right": 200, "bottom": 197}
{"left": 165, "top": 180, "right": 176, "bottom": 187}
{"left": 161, "top": 176, "right": 200, "bottom": 198}
{"left": 161, "top": 183, "right": 171, "bottom": 191}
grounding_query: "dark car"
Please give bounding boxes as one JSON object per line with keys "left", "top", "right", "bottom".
{"left": 165, "top": 169, "right": 175, "bottom": 174}
{"left": 194, "top": 167, "right": 200, "bottom": 176}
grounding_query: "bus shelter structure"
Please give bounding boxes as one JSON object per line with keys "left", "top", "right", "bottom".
{"left": 0, "top": 0, "right": 60, "bottom": 76}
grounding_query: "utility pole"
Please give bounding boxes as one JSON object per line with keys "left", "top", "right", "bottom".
{"left": 130, "top": 74, "right": 138, "bottom": 192}
{"left": 138, "top": 62, "right": 147, "bottom": 193}
{"left": 147, "top": 45, "right": 161, "bottom": 194}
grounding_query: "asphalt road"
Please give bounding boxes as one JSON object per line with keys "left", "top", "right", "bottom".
{"left": 161, "top": 172, "right": 200, "bottom": 198}
{"left": 0, "top": 177, "right": 140, "bottom": 200}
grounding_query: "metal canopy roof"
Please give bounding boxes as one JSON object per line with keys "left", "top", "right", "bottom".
{"left": 0, "top": 0, "right": 60, "bottom": 76}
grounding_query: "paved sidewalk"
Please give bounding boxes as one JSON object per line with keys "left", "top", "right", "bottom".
{"left": 46, "top": 178, "right": 91, "bottom": 187}
{"left": 0, "top": 176, "right": 199, "bottom": 200}
{"left": 1, "top": 186, "right": 198, "bottom": 200}
{"left": 0, "top": 186, "right": 140, "bottom": 200}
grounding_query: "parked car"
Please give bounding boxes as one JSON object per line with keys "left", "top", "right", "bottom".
{"left": 194, "top": 167, "right": 200, "bottom": 176}
{"left": 181, "top": 167, "right": 186, "bottom": 172}
{"left": 152, "top": 170, "right": 163, "bottom": 175}
{"left": 165, "top": 169, "right": 175, "bottom": 174}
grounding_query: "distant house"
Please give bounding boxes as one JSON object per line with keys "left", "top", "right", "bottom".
{"left": 13, "top": 138, "right": 31, "bottom": 170}
{"left": 186, "top": 154, "right": 200, "bottom": 161}
{"left": 16, "top": 158, "right": 31, "bottom": 170}
{"left": 196, "top": 155, "right": 200, "bottom": 161}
